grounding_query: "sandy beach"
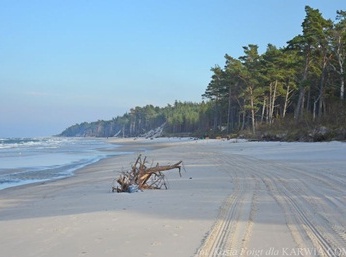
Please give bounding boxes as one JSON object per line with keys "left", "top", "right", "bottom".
{"left": 0, "top": 138, "right": 345, "bottom": 257}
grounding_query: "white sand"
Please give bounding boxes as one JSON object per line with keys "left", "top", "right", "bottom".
{"left": 0, "top": 138, "right": 345, "bottom": 257}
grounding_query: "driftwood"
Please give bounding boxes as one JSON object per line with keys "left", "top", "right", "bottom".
{"left": 112, "top": 154, "right": 183, "bottom": 193}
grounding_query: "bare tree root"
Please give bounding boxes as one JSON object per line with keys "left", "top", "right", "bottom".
{"left": 112, "top": 154, "right": 183, "bottom": 193}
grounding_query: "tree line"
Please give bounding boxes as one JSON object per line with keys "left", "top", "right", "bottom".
{"left": 203, "top": 6, "right": 346, "bottom": 135}
{"left": 60, "top": 6, "right": 346, "bottom": 140}
{"left": 59, "top": 101, "right": 208, "bottom": 137}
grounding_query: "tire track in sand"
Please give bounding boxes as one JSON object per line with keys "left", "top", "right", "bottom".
{"left": 217, "top": 153, "right": 346, "bottom": 257}
{"left": 195, "top": 153, "right": 258, "bottom": 257}
{"left": 195, "top": 150, "right": 345, "bottom": 257}
{"left": 253, "top": 157, "right": 346, "bottom": 257}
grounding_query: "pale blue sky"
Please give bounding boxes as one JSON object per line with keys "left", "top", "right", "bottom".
{"left": 0, "top": 0, "right": 344, "bottom": 137}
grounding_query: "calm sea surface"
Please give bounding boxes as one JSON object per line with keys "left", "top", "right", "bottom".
{"left": 0, "top": 137, "right": 127, "bottom": 190}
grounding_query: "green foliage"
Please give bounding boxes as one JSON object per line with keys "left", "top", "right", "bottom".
{"left": 60, "top": 6, "right": 346, "bottom": 141}
{"left": 202, "top": 5, "right": 346, "bottom": 137}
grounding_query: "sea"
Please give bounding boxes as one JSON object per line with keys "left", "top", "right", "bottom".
{"left": 0, "top": 137, "right": 127, "bottom": 191}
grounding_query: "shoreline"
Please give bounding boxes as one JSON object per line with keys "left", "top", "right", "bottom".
{"left": 0, "top": 138, "right": 218, "bottom": 257}
{"left": 0, "top": 136, "right": 180, "bottom": 192}
{"left": 1, "top": 138, "right": 345, "bottom": 257}
{"left": 0, "top": 137, "right": 165, "bottom": 193}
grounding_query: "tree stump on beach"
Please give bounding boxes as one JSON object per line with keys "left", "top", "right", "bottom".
{"left": 112, "top": 154, "right": 183, "bottom": 193}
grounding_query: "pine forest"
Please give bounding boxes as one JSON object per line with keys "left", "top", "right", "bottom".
{"left": 60, "top": 6, "right": 346, "bottom": 141}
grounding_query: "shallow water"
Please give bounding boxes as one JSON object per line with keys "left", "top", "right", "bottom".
{"left": 0, "top": 137, "right": 127, "bottom": 190}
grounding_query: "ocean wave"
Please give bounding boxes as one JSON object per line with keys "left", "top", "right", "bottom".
{"left": 0, "top": 154, "right": 111, "bottom": 191}
{"left": 0, "top": 137, "right": 59, "bottom": 149}
{"left": 0, "top": 137, "right": 126, "bottom": 190}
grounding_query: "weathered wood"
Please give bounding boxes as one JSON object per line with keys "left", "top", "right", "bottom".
{"left": 138, "top": 161, "right": 182, "bottom": 188}
{"left": 113, "top": 154, "right": 183, "bottom": 193}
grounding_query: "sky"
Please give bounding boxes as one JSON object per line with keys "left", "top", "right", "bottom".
{"left": 0, "top": 0, "right": 344, "bottom": 137}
